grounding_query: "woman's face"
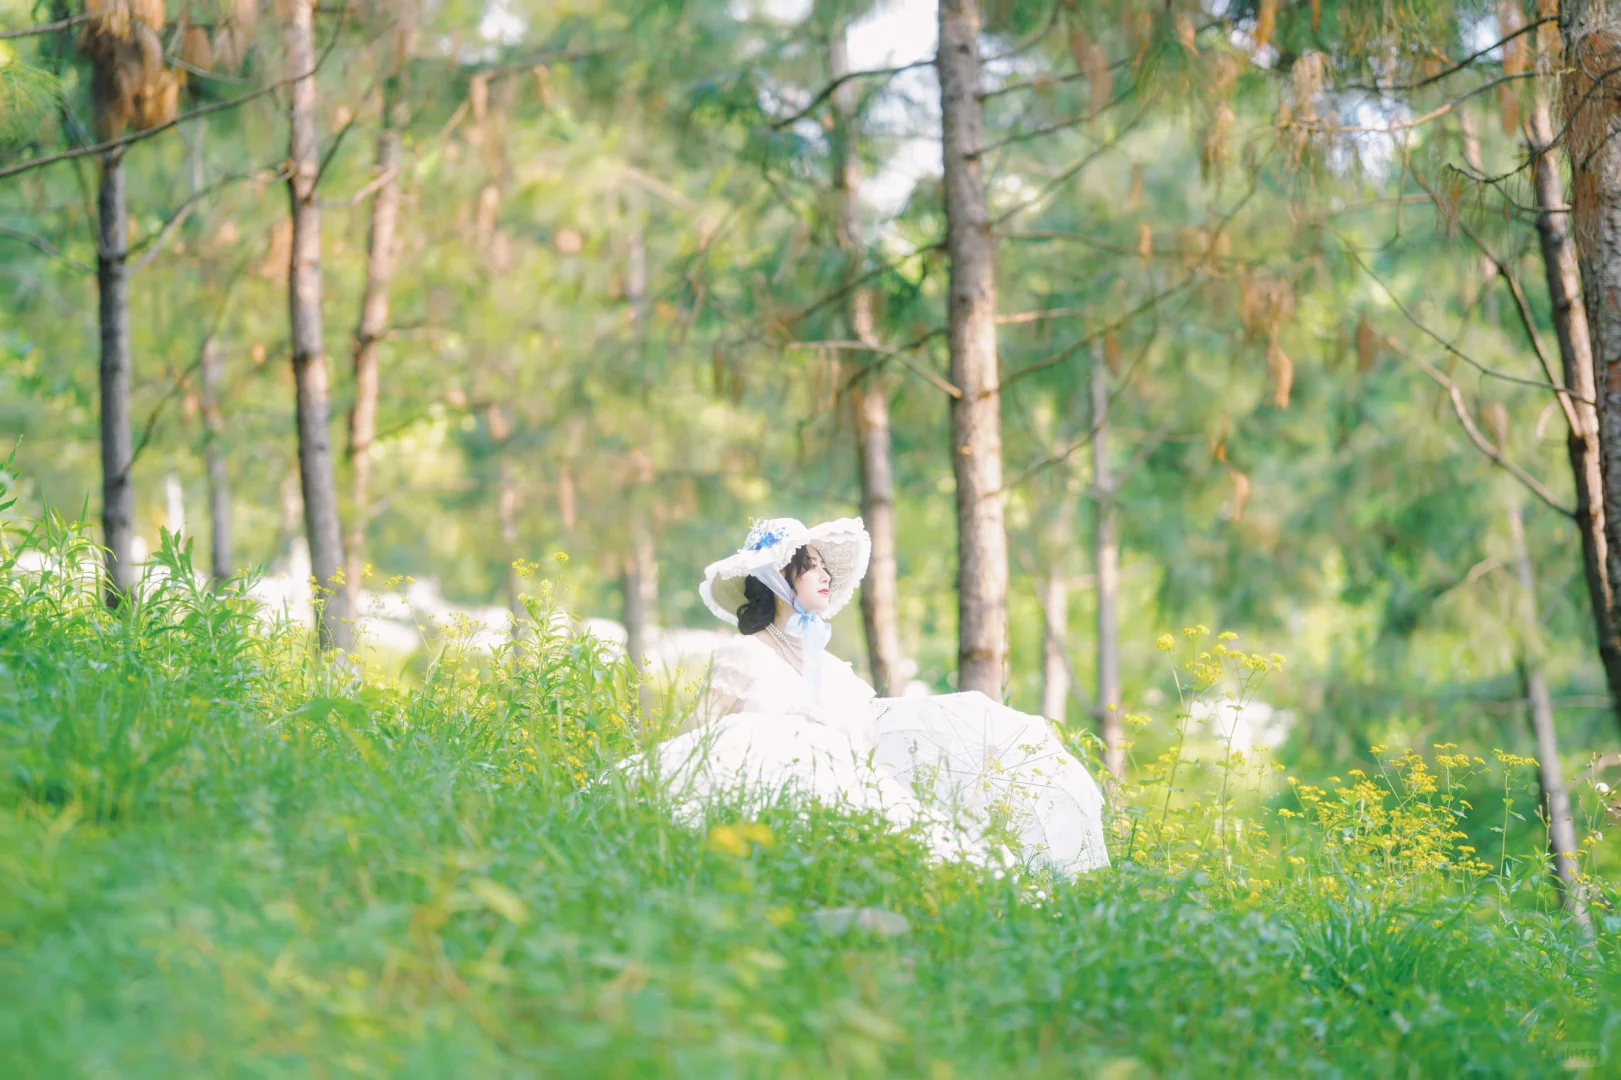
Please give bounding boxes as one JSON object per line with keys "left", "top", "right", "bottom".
{"left": 791, "top": 547, "right": 832, "bottom": 615}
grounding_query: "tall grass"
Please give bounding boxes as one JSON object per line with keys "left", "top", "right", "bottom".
{"left": 1, "top": 500, "right": 1618, "bottom": 1077}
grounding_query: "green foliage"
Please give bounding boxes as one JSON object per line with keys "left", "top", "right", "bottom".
{"left": 1, "top": 3, "right": 1621, "bottom": 1066}
{"left": 1, "top": 507, "right": 1618, "bottom": 1076}
{"left": 0, "top": 0, "right": 1611, "bottom": 765}
{"left": 0, "top": 44, "right": 63, "bottom": 146}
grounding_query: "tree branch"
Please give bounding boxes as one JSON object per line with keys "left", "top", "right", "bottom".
{"left": 621, "top": 165, "right": 697, "bottom": 209}
{"left": 768, "top": 58, "right": 934, "bottom": 130}
{"left": 1095, "top": 426, "right": 1170, "bottom": 505}
{"left": 999, "top": 280, "right": 1193, "bottom": 391}
{"left": 313, "top": 92, "right": 368, "bottom": 190}
{"left": 132, "top": 162, "right": 287, "bottom": 272}
{"left": 335, "top": 163, "right": 397, "bottom": 207}
{"left": 981, "top": 57, "right": 1120, "bottom": 103}
{"left": 989, "top": 99, "right": 1153, "bottom": 225}
{"left": 1342, "top": 17, "right": 1555, "bottom": 94}
{"left": 780, "top": 240, "right": 943, "bottom": 330}
{"left": 1396, "top": 342, "right": 1575, "bottom": 518}
{"left": 0, "top": 13, "right": 91, "bottom": 40}
{"left": 1298, "top": 71, "right": 1539, "bottom": 136}
{"left": 463, "top": 44, "right": 610, "bottom": 79}
{"left": 982, "top": 2, "right": 1061, "bottom": 64}
{"left": 1007, "top": 331, "right": 1160, "bottom": 490}
{"left": 1011, "top": 541, "right": 1097, "bottom": 718}
{"left": 976, "top": 83, "right": 1138, "bottom": 157}
{"left": 1340, "top": 237, "right": 1584, "bottom": 400}
{"left": 980, "top": 18, "right": 1223, "bottom": 101}
{"left": 165, "top": 54, "right": 248, "bottom": 85}
{"left": 0, "top": 225, "right": 91, "bottom": 272}
{"left": 786, "top": 338, "right": 962, "bottom": 398}
{"left": 0, "top": 19, "right": 344, "bottom": 184}
{"left": 1426, "top": 184, "right": 1586, "bottom": 433}
{"left": 1000, "top": 175, "right": 1259, "bottom": 390}
{"left": 129, "top": 357, "right": 205, "bottom": 472}
{"left": 996, "top": 307, "right": 1089, "bottom": 326}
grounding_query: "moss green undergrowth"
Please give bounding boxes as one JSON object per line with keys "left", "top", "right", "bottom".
{"left": 1, "top": 511, "right": 1619, "bottom": 1078}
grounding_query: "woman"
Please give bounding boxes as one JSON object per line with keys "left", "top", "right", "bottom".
{"left": 641, "top": 517, "right": 1110, "bottom": 876}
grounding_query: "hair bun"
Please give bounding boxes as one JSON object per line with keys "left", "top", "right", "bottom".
{"left": 736, "top": 576, "right": 777, "bottom": 635}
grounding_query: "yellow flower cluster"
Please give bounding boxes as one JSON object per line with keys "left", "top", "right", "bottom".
{"left": 709, "top": 822, "right": 774, "bottom": 858}
{"left": 1283, "top": 749, "right": 1488, "bottom": 883}
{"left": 1098, "top": 625, "right": 1590, "bottom": 902}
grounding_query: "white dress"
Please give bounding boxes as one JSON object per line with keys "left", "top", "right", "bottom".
{"left": 637, "top": 633, "right": 1111, "bottom": 876}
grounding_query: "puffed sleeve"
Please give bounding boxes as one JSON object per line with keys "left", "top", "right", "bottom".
{"left": 694, "top": 639, "right": 755, "bottom": 728}
{"left": 678, "top": 636, "right": 789, "bottom": 732}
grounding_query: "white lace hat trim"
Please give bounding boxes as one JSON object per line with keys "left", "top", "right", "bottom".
{"left": 699, "top": 517, "right": 871, "bottom": 626}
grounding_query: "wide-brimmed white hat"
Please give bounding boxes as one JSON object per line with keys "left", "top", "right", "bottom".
{"left": 700, "top": 517, "right": 871, "bottom": 626}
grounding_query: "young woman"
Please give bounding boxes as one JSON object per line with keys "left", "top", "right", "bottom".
{"left": 643, "top": 517, "right": 1110, "bottom": 876}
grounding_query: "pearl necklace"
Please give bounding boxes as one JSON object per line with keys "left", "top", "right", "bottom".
{"left": 764, "top": 623, "right": 802, "bottom": 670}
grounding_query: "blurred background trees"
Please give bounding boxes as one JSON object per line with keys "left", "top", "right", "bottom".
{"left": 3, "top": 0, "right": 1620, "bottom": 781}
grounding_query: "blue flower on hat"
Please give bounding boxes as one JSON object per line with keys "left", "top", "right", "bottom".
{"left": 745, "top": 522, "right": 791, "bottom": 552}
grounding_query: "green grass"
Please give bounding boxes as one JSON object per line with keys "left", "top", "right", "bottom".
{"left": 1, "top": 515, "right": 1619, "bottom": 1078}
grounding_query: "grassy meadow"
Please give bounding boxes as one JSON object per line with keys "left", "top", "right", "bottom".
{"left": 2, "top": 510, "right": 1620, "bottom": 1079}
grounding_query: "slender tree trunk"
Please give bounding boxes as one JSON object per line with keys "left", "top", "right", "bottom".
{"left": 497, "top": 450, "right": 525, "bottom": 622}
{"left": 1041, "top": 561, "right": 1069, "bottom": 722}
{"left": 627, "top": 226, "right": 647, "bottom": 325}
{"left": 830, "top": 18, "right": 903, "bottom": 696}
{"left": 854, "top": 385, "right": 903, "bottom": 693}
{"left": 1528, "top": 92, "right": 1621, "bottom": 723}
{"left": 97, "top": 148, "right": 135, "bottom": 607}
{"left": 1092, "top": 348, "right": 1124, "bottom": 779}
{"left": 1560, "top": 2, "right": 1621, "bottom": 733}
{"left": 1459, "top": 103, "right": 1484, "bottom": 174}
{"left": 199, "top": 335, "right": 233, "bottom": 586}
{"left": 1507, "top": 503, "right": 1593, "bottom": 932}
{"left": 938, "top": 0, "right": 1008, "bottom": 699}
{"left": 164, "top": 470, "right": 184, "bottom": 537}
{"left": 346, "top": 81, "right": 406, "bottom": 614}
{"left": 274, "top": 467, "right": 302, "bottom": 564}
{"left": 619, "top": 211, "right": 660, "bottom": 706}
{"left": 187, "top": 118, "right": 231, "bottom": 588}
{"left": 186, "top": 115, "right": 205, "bottom": 197}
{"left": 623, "top": 526, "right": 658, "bottom": 710}
{"left": 285, "top": 0, "right": 349, "bottom": 650}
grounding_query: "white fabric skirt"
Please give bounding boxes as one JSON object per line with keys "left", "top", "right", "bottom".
{"left": 872, "top": 692, "right": 1111, "bottom": 876}
{"left": 633, "top": 694, "right": 1109, "bottom": 877}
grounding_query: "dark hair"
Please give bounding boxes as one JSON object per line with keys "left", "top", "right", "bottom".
{"left": 737, "top": 545, "right": 831, "bottom": 635}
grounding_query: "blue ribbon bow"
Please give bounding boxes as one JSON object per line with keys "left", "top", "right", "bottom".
{"left": 752, "top": 562, "right": 830, "bottom": 706}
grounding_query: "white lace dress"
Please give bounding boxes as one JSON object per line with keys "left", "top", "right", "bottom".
{"left": 639, "top": 633, "right": 1111, "bottom": 876}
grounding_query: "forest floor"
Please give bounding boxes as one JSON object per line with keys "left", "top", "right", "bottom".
{"left": 2, "top": 528, "right": 1620, "bottom": 1078}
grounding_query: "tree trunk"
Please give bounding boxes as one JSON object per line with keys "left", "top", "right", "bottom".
{"left": 623, "top": 525, "right": 658, "bottom": 711}
{"left": 938, "top": 0, "right": 1008, "bottom": 699}
{"left": 1092, "top": 348, "right": 1124, "bottom": 779}
{"left": 1041, "top": 561, "right": 1069, "bottom": 723}
{"left": 627, "top": 226, "right": 648, "bottom": 326}
{"left": 346, "top": 81, "right": 406, "bottom": 614}
{"left": 1528, "top": 91, "right": 1621, "bottom": 723}
{"left": 1560, "top": 2, "right": 1621, "bottom": 733}
{"left": 497, "top": 448, "right": 524, "bottom": 623}
{"left": 619, "top": 209, "right": 660, "bottom": 703}
{"left": 186, "top": 114, "right": 205, "bottom": 197}
{"left": 1507, "top": 503, "right": 1592, "bottom": 931}
{"left": 830, "top": 18, "right": 903, "bottom": 696}
{"left": 199, "top": 335, "right": 233, "bottom": 586}
{"left": 285, "top": 0, "right": 349, "bottom": 650}
{"left": 1459, "top": 103, "right": 1484, "bottom": 174}
{"left": 164, "top": 469, "right": 184, "bottom": 538}
{"left": 97, "top": 148, "right": 134, "bottom": 608}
